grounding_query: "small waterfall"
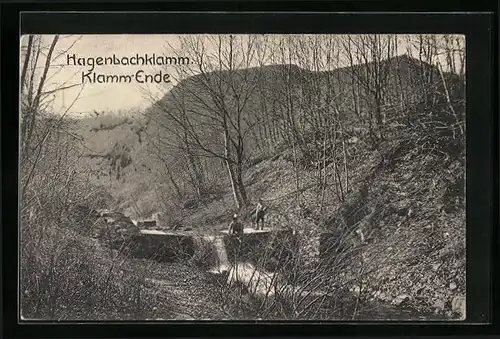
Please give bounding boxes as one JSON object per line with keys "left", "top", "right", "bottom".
{"left": 227, "top": 262, "right": 278, "bottom": 298}
{"left": 226, "top": 262, "right": 334, "bottom": 301}
{"left": 206, "top": 236, "right": 231, "bottom": 274}
{"left": 213, "top": 236, "right": 230, "bottom": 272}
{"left": 199, "top": 231, "right": 332, "bottom": 302}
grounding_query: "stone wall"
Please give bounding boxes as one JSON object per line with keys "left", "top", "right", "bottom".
{"left": 137, "top": 220, "right": 157, "bottom": 229}
{"left": 107, "top": 225, "right": 298, "bottom": 270}
{"left": 223, "top": 229, "right": 298, "bottom": 272}
{"left": 127, "top": 230, "right": 196, "bottom": 262}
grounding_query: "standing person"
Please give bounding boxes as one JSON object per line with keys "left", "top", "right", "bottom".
{"left": 254, "top": 198, "right": 267, "bottom": 230}
{"left": 228, "top": 214, "right": 244, "bottom": 236}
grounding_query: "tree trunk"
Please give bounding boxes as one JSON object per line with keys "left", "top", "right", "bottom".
{"left": 187, "top": 153, "right": 204, "bottom": 197}
{"left": 24, "top": 35, "right": 59, "bottom": 154}
{"left": 224, "top": 127, "right": 242, "bottom": 209}
{"left": 234, "top": 162, "right": 249, "bottom": 207}
{"left": 225, "top": 159, "right": 241, "bottom": 209}
{"left": 165, "top": 164, "right": 183, "bottom": 200}
{"left": 20, "top": 35, "right": 34, "bottom": 93}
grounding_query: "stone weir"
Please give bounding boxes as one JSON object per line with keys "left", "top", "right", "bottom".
{"left": 117, "top": 228, "right": 369, "bottom": 317}
{"left": 119, "top": 227, "right": 298, "bottom": 270}
{"left": 125, "top": 229, "right": 197, "bottom": 262}
{"left": 220, "top": 228, "right": 298, "bottom": 272}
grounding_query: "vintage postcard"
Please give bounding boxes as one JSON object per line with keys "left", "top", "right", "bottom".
{"left": 19, "top": 34, "right": 466, "bottom": 321}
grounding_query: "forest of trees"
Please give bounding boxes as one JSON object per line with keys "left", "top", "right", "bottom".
{"left": 19, "top": 34, "right": 466, "bottom": 320}
{"left": 145, "top": 34, "right": 465, "bottom": 214}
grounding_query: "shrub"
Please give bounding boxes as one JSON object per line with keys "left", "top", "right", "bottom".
{"left": 20, "top": 212, "right": 166, "bottom": 320}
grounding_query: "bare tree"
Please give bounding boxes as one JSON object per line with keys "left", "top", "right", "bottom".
{"left": 340, "top": 35, "right": 398, "bottom": 146}
{"left": 148, "top": 35, "right": 267, "bottom": 209}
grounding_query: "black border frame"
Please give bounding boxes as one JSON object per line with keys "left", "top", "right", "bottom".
{"left": 1, "top": 5, "right": 497, "bottom": 339}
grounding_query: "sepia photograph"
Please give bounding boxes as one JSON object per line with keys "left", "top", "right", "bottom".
{"left": 19, "top": 33, "right": 466, "bottom": 321}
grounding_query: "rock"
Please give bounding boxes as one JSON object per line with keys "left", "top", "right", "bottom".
{"left": 95, "top": 210, "right": 140, "bottom": 246}
{"left": 381, "top": 293, "right": 392, "bottom": 302}
{"left": 391, "top": 294, "right": 410, "bottom": 306}
{"left": 433, "top": 298, "right": 446, "bottom": 310}
{"left": 373, "top": 291, "right": 390, "bottom": 302}
{"left": 449, "top": 282, "right": 457, "bottom": 290}
{"left": 451, "top": 295, "right": 466, "bottom": 317}
{"left": 349, "top": 285, "right": 361, "bottom": 296}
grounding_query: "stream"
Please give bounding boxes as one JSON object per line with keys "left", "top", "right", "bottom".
{"left": 205, "top": 234, "right": 446, "bottom": 321}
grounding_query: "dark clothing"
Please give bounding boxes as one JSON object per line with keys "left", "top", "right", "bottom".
{"left": 255, "top": 203, "right": 266, "bottom": 230}
{"left": 255, "top": 203, "right": 264, "bottom": 214}
{"left": 256, "top": 210, "right": 265, "bottom": 222}
{"left": 229, "top": 220, "right": 244, "bottom": 235}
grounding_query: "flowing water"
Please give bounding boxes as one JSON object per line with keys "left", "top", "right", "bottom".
{"left": 208, "top": 236, "right": 231, "bottom": 274}
{"left": 205, "top": 239, "right": 446, "bottom": 321}
{"left": 227, "top": 262, "right": 278, "bottom": 297}
{"left": 137, "top": 228, "right": 448, "bottom": 321}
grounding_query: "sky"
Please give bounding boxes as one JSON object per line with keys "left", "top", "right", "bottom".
{"left": 20, "top": 34, "right": 465, "bottom": 118}
{"left": 21, "top": 35, "right": 178, "bottom": 117}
